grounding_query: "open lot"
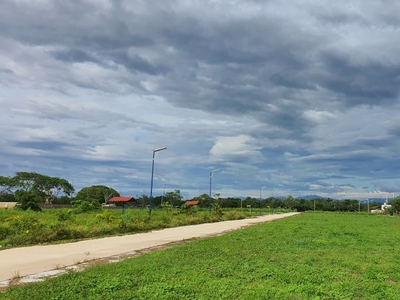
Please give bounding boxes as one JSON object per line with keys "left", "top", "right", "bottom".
{"left": 2, "top": 212, "right": 400, "bottom": 299}
{"left": 0, "top": 213, "right": 298, "bottom": 284}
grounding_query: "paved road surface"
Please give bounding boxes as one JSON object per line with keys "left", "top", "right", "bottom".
{"left": 0, "top": 212, "right": 300, "bottom": 286}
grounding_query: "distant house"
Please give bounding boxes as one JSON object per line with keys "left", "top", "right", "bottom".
{"left": 108, "top": 196, "right": 136, "bottom": 204}
{"left": 371, "top": 203, "right": 392, "bottom": 214}
{"left": 0, "top": 202, "right": 17, "bottom": 209}
{"left": 184, "top": 200, "right": 200, "bottom": 206}
{"left": 108, "top": 196, "right": 136, "bottom": 213}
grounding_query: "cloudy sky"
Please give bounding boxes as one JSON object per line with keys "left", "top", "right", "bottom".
{"left": 1, "top": 0, "right": 400, "bottom": 200}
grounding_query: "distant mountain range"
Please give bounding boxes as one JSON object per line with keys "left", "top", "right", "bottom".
{"left": 298, "top": 195, "right": 391, "bottom": 203}
{"left": 297, "top": 195, "right": 324, "bottom": 200}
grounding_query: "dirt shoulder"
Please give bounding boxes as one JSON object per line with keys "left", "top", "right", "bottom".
{"left": 0, "top": 212, "right": 300, "bottom": 288}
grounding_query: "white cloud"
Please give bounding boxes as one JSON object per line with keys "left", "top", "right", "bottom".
{"left": 1, "top": 0, "right": 400, "bottom": 198}
{"left": 303, "top": 110, "right": 336, "bottom": 123}
{"left": 210, "top": 135, "right": 262, "bottom": 161}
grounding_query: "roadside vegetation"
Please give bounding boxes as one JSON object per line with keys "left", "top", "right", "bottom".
{"left": 1, "top": 170, "right": 400, "bottom": 251}
{"left": 0, "top": 205, "right": 289, "bottom": 249}
{"left": 2, "top": 212, "right": 400, "bottom": 299}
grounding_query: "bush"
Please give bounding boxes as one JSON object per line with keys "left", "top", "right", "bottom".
{"left": 211, "top": 203, "right": 223, "bottom": 218}
{"left": 95, "top": 210, "right": 117, "bottom": 223}
{"left": 57, "top": 209, "right": 75, "bottom": 222}
{"left": 6, "top": 215, "right": 40, "bottom": 231}
{"left": 72, "top": 200, "right": 101, "bottom": 213}
{"left": 49, "top": 223, "right": 84, "bottom": 240}
{"left": 224, "top": 210, "right": 245, "bottom": 220}
{"left": 180, "top": 204, "right": 198, "bottom": 215}
{"left": 0, "top": 225, "right": 9, "bottom": 240}
{"left": 14, "top": 190, "right": 42, "bottom": 211}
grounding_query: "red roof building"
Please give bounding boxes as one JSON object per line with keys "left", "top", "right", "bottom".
{"left": 109, "top": 196, "right": 136, "bottom": 203}
{"left": 108, "top": 196, "right": 136, "bottom": 214}
{"left": 184, "top": 200, "right": 200, "bottom": 206}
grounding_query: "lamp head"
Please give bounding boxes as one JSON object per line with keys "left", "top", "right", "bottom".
{"left": 154, "top": 146, "right": 167, "bottom": 152}
{"left": 210, "top": 168, "right": 219, "bottom": 177}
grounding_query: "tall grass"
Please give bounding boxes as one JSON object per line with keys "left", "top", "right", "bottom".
{"left": 0, "top": 207, "right": 289, "bottom": 249}
{"left": 2, "top": 212, "right": 400, "bottom": 299}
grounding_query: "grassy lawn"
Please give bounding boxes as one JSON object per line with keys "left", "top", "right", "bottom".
{"left": 2, "top": 212, "right": 400, "bottom": 299}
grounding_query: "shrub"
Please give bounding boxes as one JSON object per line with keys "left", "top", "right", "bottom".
{"left": 162, "top": 202, "right": 173, "bottom": 215}
{"left": 95, "top": 210, "right": 116, "bottom": 223}
{"left": 14, "top": 190, "right": 42, "bottom": 211}
{"left": 180, "top": 204, "right": 198, "bottom": 215}
{"left": 57, "top": 209, "right": 75, "bottom": 222}
{"left": 72, "top": 200, "right": 101, "bottom": 213}
{"left": 211, "top": 203, "right": 223, "bottom": 218}
{"left": 49, "top": 222, "right": 84, "bottom": 240}
{"left": 224, "top": 210, "right": 245, "bottom": 220}
{"left": 0, "top": 225, "right": 9, "bottom": 240}
{"left": 6, "top": 215, "right": 40, "bottom": 231}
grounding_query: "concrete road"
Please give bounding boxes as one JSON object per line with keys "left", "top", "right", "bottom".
{"left": 0, "top": 212, "right": 299, "bottom": 284}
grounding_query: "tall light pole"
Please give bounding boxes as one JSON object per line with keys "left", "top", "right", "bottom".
{"left": 260, "top": 186, "right": 265, "bottom": 215}
{"left": 149, "top": 146, "right": 167, "bottom": 217}
{"left": 69, "top": 179, "right": 74, "bottom": 207}
{"left": 161, "top": 184, "right": 166, "bottom": 207}
{"left": 209, "top": 169, "right": 219, "bottom": 211}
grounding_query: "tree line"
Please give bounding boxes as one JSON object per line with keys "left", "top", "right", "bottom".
{"left": 2, "top": 171, "right": 400, "bottom": 213}
{"left": 0, "top": 172, "right": 74, "bottom": 210}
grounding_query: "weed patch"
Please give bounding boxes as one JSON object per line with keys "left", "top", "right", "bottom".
{"left": 0, "top": 208, "right": 284, "bottom": 249}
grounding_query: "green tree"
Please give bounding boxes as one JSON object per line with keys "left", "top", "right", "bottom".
{"left": 0, "top": 175, "right": 16, "bottom": 203}
{"left": 195, "top": 193, "right": 212, "bottom": 208}
{"left": 0, "top": 193, "right": 15, "bottom": 202}
{"left": 42, "top": 176, "right": 74, "bottom": 204}
{"left": 243, "top": 196, "right": 258, "bottom": 208}
{"left": 164, "top": 190, "right": 183, "bottom": 207}
{"left": 390, "top": 197, "right": 400, "bottom": 213}
{"left": 343, "top": 199, "right": 359, "bottom": 212}
{"left": 266, "top": 197, "right": 283, "bottom": 209}
{"left": 6, "top": 172, "right": 75, "bottom": 210}
{"left": 0, "top": 175, "right": 16, "bottom": 194}
{"left": 292, "top": 199, "right": 309, "bottom": 212}
{"left": 153, "top": 195, "right": 163, "bottom": 207}
{"left": 137, "top": 194, "right": 149, "bottom": 208}
{"left": 75, "top": 185, "right": 119, "bottom": 204}
{"left": 284, "top": 195, "right": 295, "bottom": 209}
{"left": 13, "top": 172, "right": 74, "bottom": 203}
{"left": 13, "top": 172, "right": 41, "bottom": 192}
{"left": 14, "top": 189, "right": 42, "bottom": 211}
{"left": 72, "top": 199, "right": 101, "bottom": 213}
{"left": 222, "top": 197, "right": 241, "bottom": 208}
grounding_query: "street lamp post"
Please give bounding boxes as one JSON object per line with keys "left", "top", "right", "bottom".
{"left": 260, "top": 186, "right": 265, "bottom": 215}
{"left": 149, "top": 146, "right": 167, "bottom": 217}
{"left": 69, "top": 179, "right": 74, "bottom": 207}
{"left": 209, "top": 169, "right": 219, "bottom": 211}
{"left": 161, "top": 184, "right": 166, "bottom": 207}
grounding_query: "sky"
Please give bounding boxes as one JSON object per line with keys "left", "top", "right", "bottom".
{"left": 1, "top": 0, "right": 400, "bottom": 200}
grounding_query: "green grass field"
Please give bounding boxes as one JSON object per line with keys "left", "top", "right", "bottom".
{"left": 2, "top": 212, "right": 400, "bottom": 299}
